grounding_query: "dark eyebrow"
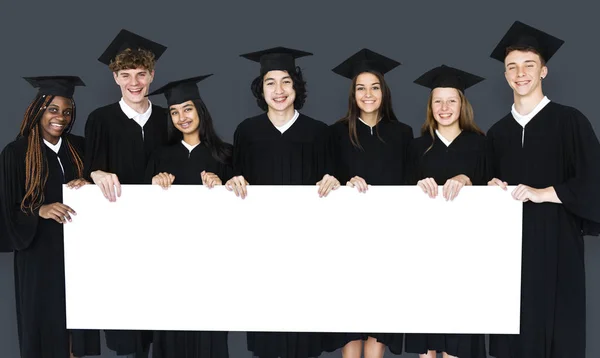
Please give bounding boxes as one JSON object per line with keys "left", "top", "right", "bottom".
{"left": 264, "top": 76, "right": 291, "bottom": 82}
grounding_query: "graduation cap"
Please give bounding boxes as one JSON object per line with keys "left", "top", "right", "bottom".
{"left": 147, "top": 75, "right": 212, "bottom": 107}
{"left": 98, "top": 29, "right": 167, "bottom": 66}
{"left": 332, "top": 48, "right": 401, "bottom": 79}
{"left": 23, "top": 76, "right": 85, "bottom": 98}
{"left": 240, "top": 46, "right": 312, "bottom": 75}
{"left": 490, "top": 21, "right": 564, "bottom": 63}
{"left": 414, "top": 65, "right": 485, "bottom": 92}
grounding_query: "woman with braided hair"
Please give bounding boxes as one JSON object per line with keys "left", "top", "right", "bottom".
{"left": 0, "top": 76, "right": 100, "bottom": 358}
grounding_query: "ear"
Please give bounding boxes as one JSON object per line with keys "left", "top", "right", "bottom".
{"left": 540, "top": 66, "right": 548, "bottom": 80}
{"left": 113, "top": 71, "right": 119, "bottom": 85}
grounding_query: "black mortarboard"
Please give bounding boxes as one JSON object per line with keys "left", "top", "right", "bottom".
{"left": 413, "top": 65, "right": 484, "bottom": 92}
{"left": 23, "top": 76, "right": 85, "bottom": 98}
{"left": 490, "top": 21, "right": 564, "bottom": 63}
{"left": 147, "top": 75, "right": 212, "bottom": 107}
{"left": 98, "top": 29, "right": 167, "bottom": 66}
{"left": 240, "top": 47, "right": 313, "bottom": 75}
{"left": 332, "top": 48, "right": 401, "bottom": 79}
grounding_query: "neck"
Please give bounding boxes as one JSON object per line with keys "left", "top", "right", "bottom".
{"left": 437, "top": 124, "right": 462, "bottom": 142}
{"left": 43, "top": 134, "right": 60, "bottom": 145}
{"left": 123, "top": 97, "right": 150, "bottom": 114}
{"left": 513, "top": 90, "right": 545, "bottom": 116}
{"left": 183, "top": 132, "right": 201, "bottom": 146}
{"left": 267, "top": 106, "right": 296, "bottom": 126}
{"left": 360, "top": 111, "right": 379, "bottom": 126}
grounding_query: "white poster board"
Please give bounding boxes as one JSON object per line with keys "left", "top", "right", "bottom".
{"left": 63, "top": 185, "right": 522, "bottom": 334}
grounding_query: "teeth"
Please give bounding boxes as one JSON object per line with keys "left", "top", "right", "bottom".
{"left": 50, "top": 123, "right": 64, "bottom": 127}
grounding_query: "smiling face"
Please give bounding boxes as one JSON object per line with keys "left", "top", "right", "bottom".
{"left": 262, "top": 70, "right": 296, "bottom": 112}
{"left": 39, "top": 96, "right": 73, "bottom": 143}
{"left": 113, "top": 67, "right": 154, "bottom": 106}
{"left": 504, "top": 50, "right": 547, "bottom": 98}
{"left": 169, "top": 100, "right": 200, "bottom": 136}
{"left": 354, "top": 72, "right": 382, "bottom": 117}
{"left": 430, "top": 87, "right": 461, "bottom": 129}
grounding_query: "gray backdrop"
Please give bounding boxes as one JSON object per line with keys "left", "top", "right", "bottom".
{"left": 1, "top": 0, "right": 599, "bottom": 357}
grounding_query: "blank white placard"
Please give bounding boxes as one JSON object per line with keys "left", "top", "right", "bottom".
{"left": 63, "top": 185, "right": 522, "bottom": 334}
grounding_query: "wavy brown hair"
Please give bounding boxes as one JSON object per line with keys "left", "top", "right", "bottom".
{"left": 420, "top": 88, "right": 483, "bottom": 151}
{"left": 108, "top": 48, "right": 156, "bottom": 73}
{"left": 18, "top": 94, "right": 84, "bottom": 214}
{"left": 336, "top": 70, "right": 398, "bottom": 150}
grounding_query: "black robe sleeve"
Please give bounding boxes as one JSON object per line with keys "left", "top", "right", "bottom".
{"left": 144, "top": 148, "right": 162, "bottom": 184}
{"left": 401, "top": 126, "right": 415, "bottom": 185}
{"left": 217, "top": 150, "right": 235, "bottom": 183}
{"left": 83, "top": 110, "right": 108, "bottom": 181}
{"left": 232, "top": 126, "right": 244, "bottom": 178}
{"left": 313, "top": 124, "right": 333, "bottom": 181}
{"left": 472, "top": 136, "right": 494, "bottom": 185}
{"left": 552, "top": 108, "right": 600, "bottom": 233}
{"left": 0, "top": 142, "right": 40, "bottom": 251}
{"left": 405, "top": 138, "right": 423, "bottom": 186}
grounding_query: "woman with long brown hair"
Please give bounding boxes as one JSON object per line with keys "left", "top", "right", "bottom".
{"left": 323, "top": 49, "right": 413, "bottom": 358}
{"left": 404, "top": 65, "right": 489, "bottom": 358}
{"left": 0, "top": 76, "right": 99, "bottom": 358}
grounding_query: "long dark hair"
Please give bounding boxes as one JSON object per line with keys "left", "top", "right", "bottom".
{"left": 336, "top": 70, "right": 398, "bottom": 149}
{"left": 18, "top": 94, "right": 83, "bottom": 213}
{"left": 167, "top": 98, "right": 232, "bottom": 165}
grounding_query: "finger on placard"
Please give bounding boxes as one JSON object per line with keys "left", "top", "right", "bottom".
{"left": 427, "top": 179, "right": 436, "bottom": 198}
{"left": 52, "top": 213, "right": 63, "bottom": 224}
{"left": 62, "top": 204, "right": 76, "bottom": 216}
{"left": 317, "top": 179, "right": 326, "bottom": 197}
{"left": 98, "top": 182, "right": 109, "bottom": 200}
{"left": 452, "top": 184, "right": 462, "bottom": 201}
{"left": 240, "top": 181, "right": 248, "bottom": 199}
{"left": 318, "top": 181, "right": 328, "bottom": 197}
{"left": 325, "top": 179, "right": 335, "bottom": 196}
{"left": 495, "top": 178, "right": 508, "bottom": 190}
{"left": 360, "top": 178, "right": 369, "bottom": 192}
{"left": 105, "top": 181, "right": 116, "bottom": 202}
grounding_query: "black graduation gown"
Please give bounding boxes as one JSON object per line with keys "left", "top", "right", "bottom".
{"left": 321, "top": 118, "right": 413, "bottom": 355}
{"left": 329, "top": 118, "right": 413, "bottom": 185}
{"left": 404, "top": 130, "right": 489, "bottom": 358}
{"left": 84, "top": 102, "right": 169, "bottom": 184}
{"left": 83, "top": 102, "right": 169, "bottom": 355}
{"left": 144, "top": 141, "right": 231, "bottom": 358}
{"left": 233, "top": 113, "right": 329, "bottom": 358}
{"left": 0, "top": 208, "right": 10, "bottom": 252}
{"left": 145, "top": 142, "right": 233, "bottom": 185}
{"left": 232, "top": 113, "right": 330, "bottom": 185}
{"left": 486, "top": 102, "right": 600, "bottom": 358}
{"left": 0, "top": 134, "right": 101, "bottom": 358}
